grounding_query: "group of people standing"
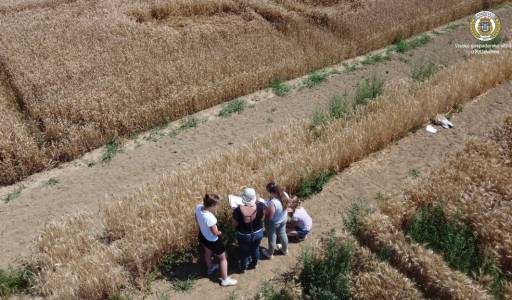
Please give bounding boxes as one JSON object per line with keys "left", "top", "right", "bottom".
{"left": 194, "top": 182, "right": 313, "bottom": 286}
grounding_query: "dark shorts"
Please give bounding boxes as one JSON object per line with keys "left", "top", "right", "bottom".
{"left": 296, "top": 226, "right": 310, "bottom": 239}
{"left": 198, "top": 232, "right": 225, "bottom": 256}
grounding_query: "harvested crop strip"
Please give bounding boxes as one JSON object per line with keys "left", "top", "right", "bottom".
{"left": 35, "top": 51, "right": 512, "bottom": 299}
{"left": 357, "top": 213, "right": 491, "bottom": 299}
{"left": 0, "top": 0, "right": 508, "bottom": 184}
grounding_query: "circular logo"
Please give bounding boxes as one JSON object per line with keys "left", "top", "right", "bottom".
{"left": 471, "top": 11, "right": 501, "bottom": 41}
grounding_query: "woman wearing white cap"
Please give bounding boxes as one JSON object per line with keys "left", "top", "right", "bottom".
{"left": 232, "top": 188, "right": 267, "bottom": 273}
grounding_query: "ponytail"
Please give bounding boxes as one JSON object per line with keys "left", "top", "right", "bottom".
{"left": 266, "top": 182, "right": 289, "bottom": 209}
{"left": 203, "top": 193, "right": 220, "bottom": 208}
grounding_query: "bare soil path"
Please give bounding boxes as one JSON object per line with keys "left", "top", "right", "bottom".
{"left": 1, "top": 6, "right": 511, "bottom": 276}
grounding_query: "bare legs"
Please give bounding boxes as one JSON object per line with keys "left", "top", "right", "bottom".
{"left": 203, "top": 246, "right": 213, "bottom": 270}
{"left": 203, "top": 246, "right": 228, "bottom": 280}
{"left": 218, "top": 253, "right": 228, "bottom": 280}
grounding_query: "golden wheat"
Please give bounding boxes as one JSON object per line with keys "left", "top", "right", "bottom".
{"left": 0, "top": 0, "right": 507, "bottom": 184}
{"left": 33, "top": 50, "right": 512, "bottom": 299}
{"left": 35, "top": 215, "right": 129, "bottom": 299}
{"left": 383, "top": 118, "right": 512, "bottom": 272}
{"left": 505, "top": 281, "right": 512, "bottom": 299}
{"left": 359, "top": 213, "right": 491, "bottom": 299}
{"left": 0, "top": 66, "right": 47, "bottom": 184}
{"left": 350, "top": 239, "right": 424, "bottom": 300}
{"left": 299, "top": 231, "right": 424, "bottom": 299}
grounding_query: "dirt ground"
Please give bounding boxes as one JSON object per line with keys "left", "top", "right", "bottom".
{"left": 1, "top": 6, "right": 512, "bottom": 298}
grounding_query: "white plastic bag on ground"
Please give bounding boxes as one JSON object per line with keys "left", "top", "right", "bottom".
{"left": 426, "top": 125, "right": 437, "bottom": 133}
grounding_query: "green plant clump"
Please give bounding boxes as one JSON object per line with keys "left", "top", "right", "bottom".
{"left": 342, "top": 62, "right": 358, "bottom": 74}
{"left": 257, "top": 281, "right": 292, "bottom": 300}
{"left": 271, "top": 80, "right": 291, "bottom": 97}
{"left": 299, "top": 233, "right": 353, "bottom": 300}
{"left": 44, "top": 178, "right": 60, "bottom": 187}
{"left": 329, "top": 95, "right": 352, "bottom": 120}
{"left": 361, "top": 53, "right": 390, "bottom": 65}
{"left": 102, "top": 139, "right": 121, "bottom": 163}
{"left": 409, "top": 168, "right": 421, "bottom": 178}
{"left": 309, "top": 109, "right": 328, "bottom": 130}
{"left": 408, "top": 204, "right": 481, "bottom": 274}
{"left": 159, "top": 248, "right": 197, "bottom": 279}
{"left": 354, "top": 76, "right": 384, "bottom": 105}
{"left": 412, "top": 62, "right": 439, "bottom": 82}
{"left": 171, "top": 276, "right": 196, "bottom": 292}
{"left": 303, "top": 72, "right": 327, "bottom": 88}
{"left": 296, "top": 170, "right": 336, "bottom": 199}
{"left": 395, "top": 35, "right": 431, "bottom": 53}
{"left": 218, "top": 98, "right": 246, "bottom": 117}
{"left": 344, "top": 204, "right": 364, "bottom": 236}
{"left": 0, "top": 265, "right": 34, "bottom": 298}
{"left": 179, "top": 116, "right": 199, "bottom": 130}
{"left": 3, "top": 188, "right": 22, "bottom": 203}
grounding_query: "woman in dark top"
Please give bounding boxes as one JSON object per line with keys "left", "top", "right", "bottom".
{"left": 232, "top": 187, "right": 267, "bottom": 273}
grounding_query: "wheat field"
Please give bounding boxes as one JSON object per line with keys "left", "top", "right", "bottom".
{"left": 32, "top": 48, "right": 512, "bottom": 299}
{"left": 0, "top": 0, "right": 507, "bottom": 185}
{"left": 251, "top": 118, "right": 512, "bottom": 300}
{"left": 356, "top": 116, "right": 512, "bottom": 300}
{"left": 383, "top": 116, "right": 512, "bottom": 275}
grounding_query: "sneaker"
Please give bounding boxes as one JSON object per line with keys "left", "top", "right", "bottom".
{"left": 207, "top": 264, "right": 219, "bottom": 276}
{"left": 221, "top": 277, "right": 238, "bottom": 286}
{"left": 247, "top": 262, "right": 257, "bottom": 270}
{"left": 262, "top": 249, "right": 273, "bottom": 260}
{"left": 276, "top": 243, "right": 283, "bottom": 250}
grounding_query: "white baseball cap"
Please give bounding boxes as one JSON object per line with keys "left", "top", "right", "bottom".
{"left": 241, "top": 188, "right": 257, "bottom": 206}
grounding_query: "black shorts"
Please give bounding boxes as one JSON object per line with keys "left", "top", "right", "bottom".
{"left": 198, "top": 232, "right": 225, "bottom": 256}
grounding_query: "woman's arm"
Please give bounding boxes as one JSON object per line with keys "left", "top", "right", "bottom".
{"left": 210, "top": 224, "right": 222, "bottom": 237}
{"left": 266, "top": 201, "right": 276, "bottom": 220}
{"left": 232, "top": 208, "right": 239, "bottom": 228}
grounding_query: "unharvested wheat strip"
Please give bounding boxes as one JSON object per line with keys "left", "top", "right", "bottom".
{"left": 0, "top": 62, "right": 47, "bottom": 185}
{"left": 351, "top": 243, "right": 424, "bottom": 300}
{"left": 35, "top": 215, "right": 129, "bottom": 300}
{"left": 35, "top": 50, "right": 512, "bottom": 299}
{"left": 359, "top": 213, "right": 491, "bottom": 300}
